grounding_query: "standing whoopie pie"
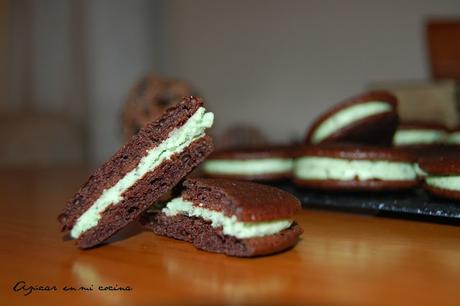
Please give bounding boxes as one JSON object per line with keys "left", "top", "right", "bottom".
{"left": 305, "top": 91, "right": 398, "bottom": 145}
{"left": 418, "top": 156, "right": 460, "bottom": 201}
{"left": 393, "top": 121, "right": 448, "bottom": 147}
{"left": 202, "top": 145, "right": 295, "bottom": 181}
{"left": 58, "top": 96, "right": 214, "bottom": 248}
{"left": 293, "top": 144, "right": 419, "bottom": 191}
{"left": 142, "top": 178, "right": 303, "bottom": 257}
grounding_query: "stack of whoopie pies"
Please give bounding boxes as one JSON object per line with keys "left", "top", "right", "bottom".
{"left": 295, "top": 91, "right": 416, "bottom": 191}
{"left": 298, "top": 91, "right": 459, "bottom": 201}
{"left": 59, "top": 96, "right": 303, "bottom": 257}
{"left": 298, "top": 91, "right": 458, "bottom": 202}
{"left": 202, "top": 91, "right": 459, "bottom": 203}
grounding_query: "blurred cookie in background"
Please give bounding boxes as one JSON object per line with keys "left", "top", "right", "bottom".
{"left": 121, "top": 74, "right": 196, "bottom": 140}
{"left": 202, "top": 144, "right": 296, "bottom": 181}
{"left": 419, "top": 155, "right": 460, "bottom": 202}
{"left": 447, "top": 126, "right": 460, "bottom": 147}
{"left": 304, "top": 91, "right": 398, "bottom": 146}
{"left": 393, "top": 121, "right": 448, "bottom": 147}
{"left": 292, "top": 144, "right": 419, "bottom": 191}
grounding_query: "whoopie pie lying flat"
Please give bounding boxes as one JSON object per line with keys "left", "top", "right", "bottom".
{"left": 202, "top": 145, "right": 295, "bottom": 181}
{"left": 393, "top": 121, "right": 448, "bottom": 147}
{"left": 293, "top": 144, "right": 419, "bottom": 191}
{"left": 418, "top": 156, "right": 460, "bottom": 201}
{"left": 142, "top": 178, "right": 303, "bottom": 257}
{"left": 305, "top": 91, "right": 398, "bottom": 145}
{"left": 58, "top": 96, "right": 214, "bottom": 248}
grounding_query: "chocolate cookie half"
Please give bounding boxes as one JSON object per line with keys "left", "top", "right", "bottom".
{"left": 305, "top": 91, "right": 398, "bottom": 145}
{"left": 59, "top": 96, "right": 214, "bottom": 248}
{"left": 293, "top": 144, "right": 419, "bottom": 191}
{"left": 393, "top": 121, "right": 448, "bottom": 147}
{"left": 142, "top": 178, "right": 303, "bottom": 257}
{"left": 202, "top": 145, "right": 295, "bottom": 181}
{"left": 419, "top": 156, "right": 460, "bottom": 201}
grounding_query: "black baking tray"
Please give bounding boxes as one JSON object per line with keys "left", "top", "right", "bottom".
{"left": 272, "top": 181, "right": 460, "bottom": 225}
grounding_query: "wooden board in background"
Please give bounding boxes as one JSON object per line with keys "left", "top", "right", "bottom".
{"left": 427, "top": 20, "right": 460, "bottom": 80}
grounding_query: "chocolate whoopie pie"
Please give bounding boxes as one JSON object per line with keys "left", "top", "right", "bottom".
{"left": 142, "top": 178, "right": 303, "bottom": 257}
{"left": 393, "top": 121, "right": 448, "bottom": 147}
{"left": 447, "top": 126, "right": 460, "bottom": 146}
{"left": 305, "top": 91, "right": 398, "bottom": 145}
{"left": 419, "top": 156, "right": 460, "bottom": 201}
{"left": 202, "top": 145, "right": 295, "bottom": 181}
{"left": 293, "top": 144, "right": 419, "bottom": 191}
{"left": 58, "top": 96, "right": 214, "bottom": 248}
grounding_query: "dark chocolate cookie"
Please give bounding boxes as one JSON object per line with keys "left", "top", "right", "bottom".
{"left": 393, "top": 121, "right": 448, "bottom": 147}
{"left": 305, "top": 91, "right": 398, "bottom": 145}
{"left": 418, "top": 155, "right": 460, "bottom": 201}
{"left": 59, "top": 96, "right": 214, "bottom": 248}
{"left": 142, "top": 178, "right": 302, "bottom": 257}
{"left": 202, "top": 145, "right": 296, "bottom": 181}
{"left": 293, "top": 144, "right": 419, "bottom": 191}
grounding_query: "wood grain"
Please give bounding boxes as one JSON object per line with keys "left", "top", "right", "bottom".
{"left": 427, "top": 20, "right": 460, "bottom": 80}
{"left": 1, "top": 167, "right": 460, "bottom": 306}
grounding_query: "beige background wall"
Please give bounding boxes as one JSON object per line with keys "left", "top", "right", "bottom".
{"left": 4, "top": 0, "right": 460, "bottom": 164}
{"left": 159, "top": 0, "right": 460, "bottom": 145}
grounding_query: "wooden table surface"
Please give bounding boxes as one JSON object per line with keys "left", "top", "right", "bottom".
{"left": 1, "top": 167, "right": 460, "bottom": 306}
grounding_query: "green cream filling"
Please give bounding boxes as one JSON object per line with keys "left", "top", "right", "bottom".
{"left": 71, "top": 107, "right": 214, "bottom": 239}
{"left": 447, "top": 132, "right": 460, "bottom": 145}
{"left": 393, "top": 129, "right": 447, "bottom": 146}
{"left": 162, "top": 197, "right": 293, "bottom": 239}
{"left": 294, "top": 157, "right": 416, "bottom": 181}
{"left": 414, "top": 163, "right": 428, "bottom": 177}
{"left": 311, "top": 101, "right": 392, "bottom": 144}
{"left": 202, "top": 158, "right": 293, "bottom": 176}
{"left": 426, "top": 176, "right": 460, "bottom": 191}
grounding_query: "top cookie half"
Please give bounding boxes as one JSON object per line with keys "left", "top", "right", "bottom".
{"left": 305, "top": 91, "right": 398, "bottom": 146}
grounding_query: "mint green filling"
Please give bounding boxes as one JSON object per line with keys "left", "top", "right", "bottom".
{"left": 202, "top": 158, "right": 293, "bottom": 176}
{"left": 294, "top": 157, "right": 416, "bottom": 181}
{"left": 426, "top": 175, "right": 460, "bottom": 191}
{"left": 414, "top": 163, "right": 428, "bottom": 177}
{"left": 393, "top": 129, "right": 447, "bottom": 146}
{"left": 311, "top": 101, "right": 392, "bottom": 143}
{"left": 447, "top": 132, "right": 460, "bottom": 145}
{"left": 70, "top": 107, "right": 214, "bottom": 239}
{"left": 162, "top": 197, "right": 293, "bottom": 239}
